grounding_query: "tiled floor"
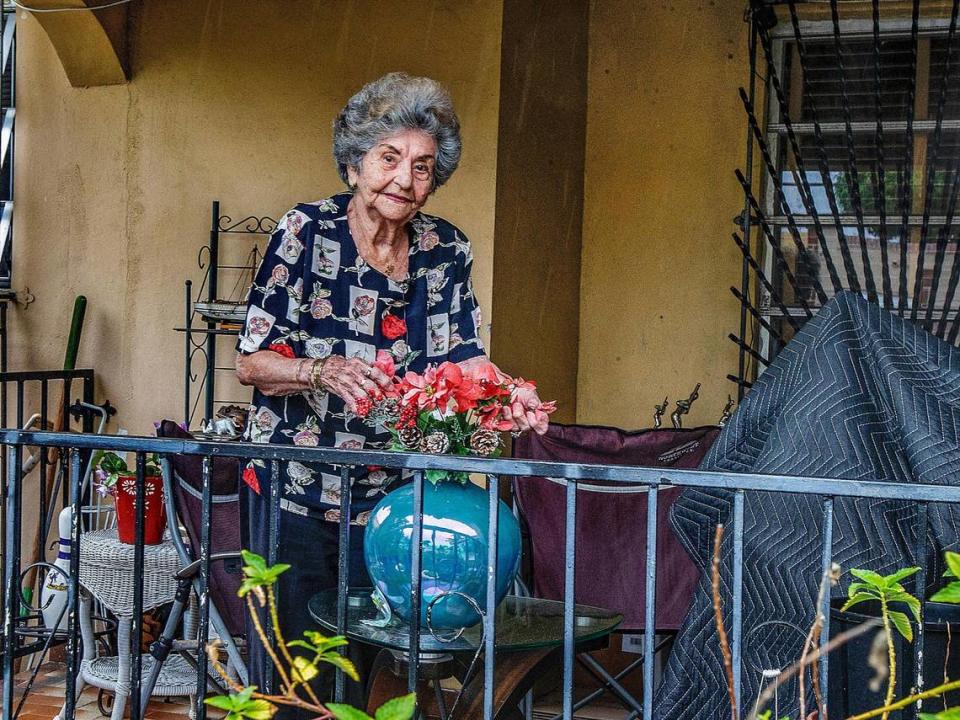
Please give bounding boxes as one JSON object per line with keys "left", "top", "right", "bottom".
{"left": 8, "top": 663, "right": 204, "bottom": 719}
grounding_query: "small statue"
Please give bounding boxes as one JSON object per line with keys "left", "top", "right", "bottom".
{"left": 671, "top": 383, "right": 701, "bottom": 429}
{"left": 718, "top": 395, "right": 735, "bottom": 427}
{"left": 653, "top": 397, "right": 669, "bottom": 429}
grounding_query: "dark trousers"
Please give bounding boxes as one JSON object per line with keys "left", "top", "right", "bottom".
{"left": 243, "top": 486, "right": 372, "bottom": 717}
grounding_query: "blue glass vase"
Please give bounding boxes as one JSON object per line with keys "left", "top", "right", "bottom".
{"left": 363, "top": 479, "right": 522, "bottom": 630}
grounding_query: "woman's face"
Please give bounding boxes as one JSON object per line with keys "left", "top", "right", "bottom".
{"left": 348, "top": 129, "right": 438, "bottom": 226}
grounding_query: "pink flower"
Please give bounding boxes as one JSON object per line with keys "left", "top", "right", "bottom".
{"left": 247, "top": 316, "right": 271, "bottom": 337}
{"left": 401, "top": 363, "right": 458, "bottom": 413}
{"left": 293, "top": 430, "right": 318, "bottom": 446}
{"left": 418, "top": 230, "right": 440, "bottom": 251}
{"left": 353, "top": 295, "right": 375, "bottom": 317}
{"left": 271, "top": 265, "right": 289, "bottom": 285}
{"left": 310, "top": 298, "right": 333, "bottom": 319}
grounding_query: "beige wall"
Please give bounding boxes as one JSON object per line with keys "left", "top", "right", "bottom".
{"left": 13, "top": 0, "right": 756, "bottom": 436}
{"left": 577, "top": 0, "right": 750, "bottom": 430}
{"left": 11, "top": 0, "right": 503, "bottom": 434}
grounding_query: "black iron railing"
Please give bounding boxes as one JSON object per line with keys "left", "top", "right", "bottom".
{"left": 1, "top": 429, "right": 959, "bottom": 719}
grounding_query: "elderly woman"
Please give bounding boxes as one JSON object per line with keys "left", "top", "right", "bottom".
{"left": 236, "top": 72, "right": 549, "bottom": 707}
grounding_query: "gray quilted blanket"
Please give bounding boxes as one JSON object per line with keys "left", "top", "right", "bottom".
{"left": 656, "top": 292, "right": 960, "bottom": 719}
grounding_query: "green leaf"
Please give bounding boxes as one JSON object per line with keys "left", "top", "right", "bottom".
{"left": 846, "top": 582, "right": 875, "bottom": 597}
{"left": 320, "top": 652, "right": 360, "bottom": 681}
{"left": 884, "top": 566, "right": 921, "bottom": 587}
{"left": 850, "top": 568, "right": 889, "bottom": 588}
{"left": 930, "top": 582, "right": 960, "bottom": 604}
{"left": 920, "top": 710, "right": 960, "bottom": 720}
{"left": 886, "top": 589, "right": 922, "bottom": 623}
{"left": 291, "top": 655, "right": 318, "bottom": 683}
{"left": 241, "top": 550, "right": 267, "bottom": 573}
{"left": 240, "top": 700, "right": 278, "bottom": 720}
{"left": 841, "top": 592, "right": 879, "bottom": 612}
{"left": 425, "top": 469, "right": 449, "bottom": 484}
{"left": 303, "top": 631, "right": 350, "bottom": 653}
{"left": 374, "top": 693, "right": 417, "bottom": 720}
{"left": 946, "top": 551, "right": 960, "bottom": 580}
{"left": 888, "top": 609, "right": 913, "bottom": 642}
{"left": 237, "top": 579, "right": 262, "bottom": 598}
{"left": 326, "top": 704, "right": 374, "bottom": 720}
{"left": 205, "top": 696, "right": 238, "bottom": 710}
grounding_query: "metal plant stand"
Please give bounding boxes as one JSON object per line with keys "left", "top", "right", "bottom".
{"left": 175, "top": 201, "right": 275, "bottom": 428}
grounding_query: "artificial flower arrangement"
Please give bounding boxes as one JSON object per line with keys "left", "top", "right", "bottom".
{"left": 354, "top": 351, "right": 556, "bottom": 483}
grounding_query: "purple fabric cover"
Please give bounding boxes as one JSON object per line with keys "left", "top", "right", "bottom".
{"left": 512, "top": 422, "right": 719, "bottom": 630}
{"left": 158, "top": 421, "right": 245, "bottom": 636}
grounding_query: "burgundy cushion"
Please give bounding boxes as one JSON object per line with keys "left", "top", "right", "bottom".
{"left": 512, "top": 422, "right": 719, "bottom": 630}
{"left": 157, "top": 420, "right": 244, "bottom": 636}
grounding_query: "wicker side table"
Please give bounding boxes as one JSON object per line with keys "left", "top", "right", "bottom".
{"left": 57, "top": 528, "right": 198, "bottom": 720}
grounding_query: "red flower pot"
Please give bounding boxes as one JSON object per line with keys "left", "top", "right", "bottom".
{"left": 114, "top": 473, "right": 167, "bottom": 545}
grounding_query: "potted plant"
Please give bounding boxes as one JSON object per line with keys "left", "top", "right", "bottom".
{"left": 94, "top": 451, "right": 167, "bottom": 544}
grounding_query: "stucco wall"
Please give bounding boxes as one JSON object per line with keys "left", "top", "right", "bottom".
{"left": 577, "top": 0, "right": 750, "bottom": 429}
{"left": 11, "top": 0, "right": 503, "bottom": 433}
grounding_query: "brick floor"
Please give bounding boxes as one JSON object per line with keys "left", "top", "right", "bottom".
{"left": 7, "top": 663, "right": 213, "bottom": 719}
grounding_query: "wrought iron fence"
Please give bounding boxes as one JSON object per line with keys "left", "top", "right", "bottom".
{"left": 1, "top": 429, "right": 960, "bottom": 719}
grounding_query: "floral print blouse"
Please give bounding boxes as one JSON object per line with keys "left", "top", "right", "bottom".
{"left": 238, "top": 193, "right": 486, "bottom": 523}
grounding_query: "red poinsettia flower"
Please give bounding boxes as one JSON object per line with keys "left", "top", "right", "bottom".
{"left": 401, "top": 362, "right": 467, "bottom": 414}
{"left": 268, "top": 343, "right": 296, "bottom": 359}
{"left": 381, "top": 313, "right": 407, "bottom": 340}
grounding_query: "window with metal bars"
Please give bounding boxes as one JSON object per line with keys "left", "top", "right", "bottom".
{"left": 756, "top": 9, "right": 960, "bottom": 363}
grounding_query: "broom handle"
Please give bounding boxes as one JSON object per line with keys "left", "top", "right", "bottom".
{"left": 24, "top": 296, "right": 86, "bottom": 592}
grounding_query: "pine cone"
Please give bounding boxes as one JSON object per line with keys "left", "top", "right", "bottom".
{"left": 397, "top": 425, "right": 423, "bottom": 450}
{"left": 469, "top": 429, "right": 501, "bottom": 457}
{"left": 420, "top": 431, "right": 451, "bottom": 454}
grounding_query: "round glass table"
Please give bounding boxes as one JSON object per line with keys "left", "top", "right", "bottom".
{"left": 309, "top": 588, "right": 622, "bottom": 719}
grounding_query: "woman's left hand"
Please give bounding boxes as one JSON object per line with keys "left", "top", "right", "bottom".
{"left": 503, "top": 381, "right": 553, "bottom": 436}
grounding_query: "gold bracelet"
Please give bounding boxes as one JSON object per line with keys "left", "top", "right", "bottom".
{"left": 309, "top": 358, "right": 327, "bottom": 392}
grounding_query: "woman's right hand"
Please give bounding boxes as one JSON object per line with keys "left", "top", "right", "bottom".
{"left": 317, "top": 355, "right": 393, "bottom": 413}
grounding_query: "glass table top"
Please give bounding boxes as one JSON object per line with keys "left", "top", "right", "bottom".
{"left": 308, "top": 588, "right": 623, "bottom": 654}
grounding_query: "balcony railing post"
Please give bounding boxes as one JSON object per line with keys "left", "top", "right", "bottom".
{"left": 335, "top": 465, "right": 351, "bottom": 702}
{"left": 914, "top": 501, "right": 929, "bottom": 715}
{"left": 732, "top": 489, "right": 745, "bottom": 718}
{"left": 130, "top": 451, "right": 147, "bottom": 720}
{"left": 265, "top": 460, "right": 280, "bottom": 694}
{"left": 65, "top": 448, "right": 82, "bottom": 720}
{"left": 562, "top": 476, "right": 576, "bottom": 720}
{"left": 484, "top": 474, "right": 500, "bottom": 720}
{"left": 2, "top": 441, "right": 21, "bottom": 719}
{"left": 818, "top": 496, "right": 834, "bottom": 713}
{"left": 195, "top": 456, "right": 214, "bottom": 720}
{"left": 643, "top": 484, "right": 659, "bottom": 718}
{"left": 408, "top": 470, "right": 424, "bottom": 695}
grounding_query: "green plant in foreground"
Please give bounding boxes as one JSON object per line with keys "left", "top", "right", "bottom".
{"left": 749, "top": 552, "right": 960, "bottom": 720}
{"left": 841, "top": 566, "right": 921, "bottom": 718}
{"left": 205, "top": 550, "right": 416, "bottom": 720}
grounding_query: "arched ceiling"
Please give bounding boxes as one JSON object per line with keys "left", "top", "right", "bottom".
{"left": 25, "top": 0, "right": 128, "bottom": 86}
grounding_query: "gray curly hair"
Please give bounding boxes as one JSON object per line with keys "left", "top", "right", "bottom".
{"left": 333, "top": 72, "right": 462, "bottom": 190}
